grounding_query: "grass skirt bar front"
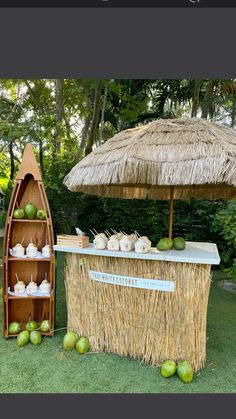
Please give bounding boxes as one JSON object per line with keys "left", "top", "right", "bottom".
{"left": 63, "top": 251, "right": 212, "bottom": 372}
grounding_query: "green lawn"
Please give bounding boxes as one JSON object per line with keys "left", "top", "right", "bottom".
{"left": 0, "top": 238, "right": 236, "bottom": 393}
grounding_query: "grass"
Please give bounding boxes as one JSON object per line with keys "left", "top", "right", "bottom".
{"left": 0, "top": 238, "right": 236, "bottom": 393}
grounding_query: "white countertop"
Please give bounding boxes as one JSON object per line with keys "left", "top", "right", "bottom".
{"left": 53, "top": 241, "right": 220, "bottom": 265}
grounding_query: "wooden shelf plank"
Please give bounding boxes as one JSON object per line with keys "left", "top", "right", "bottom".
{"left": 7, "top": 295, "right": 53, "bottom": 300}
{"left": 12, "top": 219, "right": 48, "bottom": 223}
{"left": 8, "top": 257, "right": 52, "bottom": 262}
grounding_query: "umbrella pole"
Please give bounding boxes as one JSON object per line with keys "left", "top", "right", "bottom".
{"left": 168, "top": 186, "right": 174, "bottom": 240}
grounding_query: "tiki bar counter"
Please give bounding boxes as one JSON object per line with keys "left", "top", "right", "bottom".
{"left": 56, "top": 118, "right": 236, "bottom": 372}
{"left": 54, "top": 241, "right": 220, "bottom": 371}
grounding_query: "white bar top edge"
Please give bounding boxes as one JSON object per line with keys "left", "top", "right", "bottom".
{"left": 53, "top": 241, "right": 220, "bottom": 265}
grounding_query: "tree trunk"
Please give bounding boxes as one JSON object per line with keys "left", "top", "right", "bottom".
{"left": 99, "top": 84, "right": 108, "bottom": 145}
{"left": 201, "top": 80, "right": 215, "bottom": 119}
{"left": 158, "top": 96, "right": 166, "bottom": 118}
{"left": 38, "top": 137, "right": 44, "bottom": 176}
{"left": 85, "top": 81, "right": 102, "bottom": 156}
{"left": 191, "top": 80, "right": 201, "bottom": 117}
{"left": 231, "top": 98, "right": 236, "bottom": 128}
{"left": 64, "top": 113, "right": 72, "bottom": 143}
{"left": 80, "top": 115, "right": 91, "bottom": 152}
{"left": 53, "top": 79, "right": 64, "bottom": 156}
{"left": 80, "top": 93, "right": 94, "bottom": 152}
{"left": 8, "top": 139, "right": 15, "bottom": 180}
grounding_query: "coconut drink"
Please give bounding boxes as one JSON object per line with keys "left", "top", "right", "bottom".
{"left": 93, "top": 236, "right": 107, "bottom": 250}
{"left": 99, "top": 233, "right": 108, "bottom": 243}
{"left": 130, "top": 233, "right": 138, "bottom": 243}
{"left": 107, "top": 237, "right": 120, "bottom": 251}
{"left": 12, "top": 243, "right": 25, "bottom": 258}
{"left": 116, "top": 232, "right": 123, "bottom": 240}
{"left": 129, "top": 233, "right": 138, "bottom": 249}
{"left": 135, "top": 239, "right": 149, "bottom": 253}
{"left": 140, "top": 236, "right": 152, "bottom": 251}
{"left": 128, "top": 234, "right": 136, "bottom": 249}
{"left": 94, "top": 232, "right": 108, "bottom": 243}
{"left": 120, "top": 235, "right": 132, "bottom": 252}
{"left": 26, "top": 241, "right": 38, "bottom": 258}
{"left": 108, "top": 234, "right": 118, "bottom": 241}
{"left": 42, "top": 243, "right": 51, "bottom": 258}
{"left": 39, "top": 274, "right": 51, "bottom": 294}
{"left": 26, "top": 274, "right": 38, "bottom": 295}
{"left": 14, "top": 280, "right": 26, "bottom": 294}
{"left": 39, "top": 279, "right": 51, "bottom": 294}
{"left": 93, "top": 232, "right": 108, "bottom": 249}
{"left": 14, "top": 274, "right": 26, "bottom": 294}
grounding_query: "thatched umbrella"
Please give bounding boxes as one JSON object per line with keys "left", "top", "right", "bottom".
{"left": 64, "top": 118, "right": 236, "bottom": 238}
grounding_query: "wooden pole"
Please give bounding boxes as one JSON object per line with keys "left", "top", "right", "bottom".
{"left": 168, "top": 186, "right": 174, "bottom": 240}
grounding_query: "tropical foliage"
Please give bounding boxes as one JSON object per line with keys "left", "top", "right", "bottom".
{"left": 0, "top": 78, "right": 236, "bottom": 275}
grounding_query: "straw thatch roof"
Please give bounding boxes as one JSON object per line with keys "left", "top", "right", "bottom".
{"left": 64, "top": 118, "right": 236, "bottom": 200}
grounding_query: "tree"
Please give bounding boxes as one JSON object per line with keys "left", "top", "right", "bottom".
{"left": 85, "top": 80, "right": 102, "bottom": 156}
{"left": 53, "top": 79, "right": 64, "bottom": 156}
{"left": 191, "top": 80, "right": 201, "bottom": 117}
{"left": 231, "top": 98, "right": 236, "bottom": 127}
{"left": 0, "top": 77, "right": 235, "bottom": 237}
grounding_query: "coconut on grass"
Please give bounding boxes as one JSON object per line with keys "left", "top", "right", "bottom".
{"left": 9, "top": 322, "right": 21, "bottom": 335}
{"left": 40, "top": 320, "right": 50, "bottom": 333}
{"left": 177, "top": 361, "right": 193, "bottom": 383}
{"left": 17, "top": 330, "right": 30, "bottom": 347}
{"left": 160, "top": 360, "right": 177, "bottom": 378}
{"left": 75, "top": 336, "right": 90, "bottom": 354}
{"left": 63, "top": 331, "right": 79, "bottom": 350}
{"left": 30, "top": 330, "right": 42, "bottom": 345}
{"left": 26, "top": 320, "right": 38, "bottom": 332}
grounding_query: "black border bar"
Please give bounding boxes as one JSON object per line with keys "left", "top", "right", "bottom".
{"left": 0, "top": 1, "right": 236, "bottom": 7}
{"left": 0, "top": 7, "right": 235, "bottom": 78}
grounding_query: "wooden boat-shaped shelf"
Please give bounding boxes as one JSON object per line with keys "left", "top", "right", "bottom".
{"left": 3, "top": 144, "right": 55, "bottom": 337}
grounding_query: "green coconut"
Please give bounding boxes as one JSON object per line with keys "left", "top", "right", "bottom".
{"left": 173, "top": 237, "right": 186, "bottom": 251}
{"left": 40, "top": 320, "right": 50, "bottom": 333}
{"left": 26, "top": 320, "right": 38, "bottom": 332}
{"left": 30, "top": 330, "right": 42, "bottom": 345}
{"left": 13, "top": 208, "right": 25, "bottom": 219}
{"left": 24, "top": 203, "right": 37, "bottom": 219}
{"left": 17, "top": 330, "right": 30, "bottom": 347}
{"left": 63, "top": 331, "right": 79, "bottom": 350}
{"left": 75, "top": 336, "right": 90, "bottom": 354}
{"left": 177, "top": 360, "right": 194, "bottom": 383}
{"left": 157, "top": 237, "right": 173, "bottom": 251}
{"left": 160, "top": 360, "right": 177, "bottom": 378}
{"left": 9, "top": 322, "right": 21, "bottom": 335}
{"left": 36, "top": 209, "right": 46, "bottom": 220}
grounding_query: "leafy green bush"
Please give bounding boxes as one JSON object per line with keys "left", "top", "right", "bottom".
{"left": 0, "top": 210, "right": 6, "bottom": 228}
{"left": 44, "top": 156, "right": 83, "bottom": 235}
{"left": 0, "top": 179, "right": 12, "bottom": 229}
{"left": 212, "top": 199, "right": 236, "bottom": 281}
{"left": 0, "top": 179, "right": 13, "bottom": 209}
{"left": 56, "top": 193, "right": 223, "bottom": 246}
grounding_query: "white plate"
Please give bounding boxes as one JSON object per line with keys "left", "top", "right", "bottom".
{"left": 8, "top": 287, "right": 50, "bottom": 297}
{"left": 9, "top": 249, "right": 44, "bottom": 259}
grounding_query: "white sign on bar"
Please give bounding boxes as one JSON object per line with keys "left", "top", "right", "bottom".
{"left": 89, "top": 270, "right": 175, "bottom": 292}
